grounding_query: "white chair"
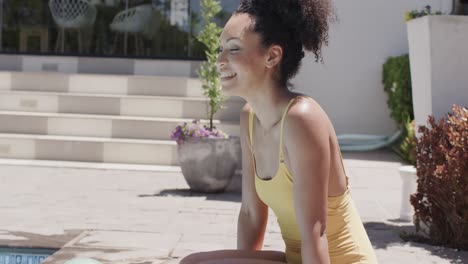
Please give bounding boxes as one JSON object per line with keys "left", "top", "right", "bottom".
{"left": 49, "top": 0, "right": 97, "bottom": 52}
{"left": 109, "top": 4, "right": 153, "bottom": 55}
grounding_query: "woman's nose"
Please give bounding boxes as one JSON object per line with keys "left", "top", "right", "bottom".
{"left": 216, "top": 51, "right": 226, "bottom": 70}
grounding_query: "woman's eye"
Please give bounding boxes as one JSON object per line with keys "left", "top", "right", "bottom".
{"left": 217, "top": 47, "right": 239, "bottom": 53}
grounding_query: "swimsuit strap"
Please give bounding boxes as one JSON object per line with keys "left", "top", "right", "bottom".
{"left": 249, "top": 109, "right": 255, "bottom": 153}
{"left": 337, "top": 143, "right": 350, "bottom": 187}
{"left": 278, "top": 97, "right": 297, "bottom": 162}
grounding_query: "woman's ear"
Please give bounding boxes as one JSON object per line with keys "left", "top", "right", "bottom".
{"left": 265, "top": 45, "right": 283, "bottom": 68}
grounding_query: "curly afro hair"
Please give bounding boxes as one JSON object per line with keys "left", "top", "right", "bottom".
{"left": 235, "top": 0, "right": 335, "bottom": 87}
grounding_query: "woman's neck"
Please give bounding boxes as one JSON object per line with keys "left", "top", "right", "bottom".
{"left": 247, "top": 84, "right": 297, "bottom": 133}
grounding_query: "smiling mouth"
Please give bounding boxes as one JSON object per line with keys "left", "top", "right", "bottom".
{"left": 220, "top": 73, "right": 237, "bottom": 82}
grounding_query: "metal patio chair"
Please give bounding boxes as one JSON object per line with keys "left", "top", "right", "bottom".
{"left": 109, "top": 4, "right": 153, "bottom": 55}
{"left": 49, "top": 0, "right": 97, "bottom": 52}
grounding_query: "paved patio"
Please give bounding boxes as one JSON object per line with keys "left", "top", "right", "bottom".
{"left": 0, "top": 149, "right": 467, "bottom": 263}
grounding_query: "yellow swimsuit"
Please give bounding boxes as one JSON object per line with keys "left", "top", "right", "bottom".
{"left": 249, "top": 97, "right": 378, "bottom": 264}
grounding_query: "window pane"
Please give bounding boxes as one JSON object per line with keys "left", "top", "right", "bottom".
{"left": 0, "top": 0, "right": 239, "bottom": 59}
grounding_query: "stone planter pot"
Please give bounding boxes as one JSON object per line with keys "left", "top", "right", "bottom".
{"left": 399, "top": 165, "right": 417, "bottom": 222}
{"left": 177, "top": 136, "right": 241, "bottom": 193}
{"left": 406, "top": 16, "right": 468, "bottom": 136}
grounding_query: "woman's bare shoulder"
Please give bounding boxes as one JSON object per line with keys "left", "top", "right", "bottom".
{"left": 242, "top": 102, "right": 252, "bottom": 114}
{"left": 288, "top": 95, "right": 331, "bottom": 128}
{"left": 239, "top": 103, "right": 253, "bottom": 146}
{"left": 240, "top": 103, "right": 252, "bottom": 127}
{"left": 280, "top": 96, "right": 333, "bottom": 154}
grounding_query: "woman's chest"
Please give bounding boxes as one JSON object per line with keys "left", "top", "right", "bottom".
{"left": 252, "top": 128, "right": 284, "bottom": 180}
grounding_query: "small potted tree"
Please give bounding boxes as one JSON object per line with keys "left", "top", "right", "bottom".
{"left": 170, "top": 0, "right": 240, "bottom": 193}
{"left": 410, "top": 105, "right": 468, "bottom": 247}
{"left": 382, "top": 54, "right": 418, "bottom": 221}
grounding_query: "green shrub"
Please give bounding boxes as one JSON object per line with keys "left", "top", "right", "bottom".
{"left": 393, "top": 119, "right": 417, "bottom": 166}
{"left": 382, "top": 54, "right": 415, "bottom": 165}
{"left": 411, "top": 105, "right": 468, "bottom": 249}
{"left": 405, "top": 5, "right": 443, "bottom": 22}
{"left": 383, "top": 54, "right": 413, "bottom": 126}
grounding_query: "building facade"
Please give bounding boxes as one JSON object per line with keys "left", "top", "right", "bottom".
{"left": 0, "top": 0, "right": 239, "bottom": 59}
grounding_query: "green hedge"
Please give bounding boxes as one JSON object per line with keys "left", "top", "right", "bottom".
{"left": 382, "top": 54, "right": 414, "bottom": 126}
{"left": 382, "top": 54, "right": 416, "bottom": 165}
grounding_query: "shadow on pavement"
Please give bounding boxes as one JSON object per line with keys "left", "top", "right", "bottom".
{"left": 365, "top": 221, "right": 468, "bottom": 263}
{"left": 138, "top": 188, "right": 241, "bottom": 202}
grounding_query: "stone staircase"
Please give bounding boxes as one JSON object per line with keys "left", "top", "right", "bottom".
{"left": 0, "top": 71, "right": 244, "bottom": 169}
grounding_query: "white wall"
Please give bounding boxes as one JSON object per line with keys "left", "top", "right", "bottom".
{"left": 408, "top": 15, "right": 468, "bottom": 135}
{"left": 293, "top": 0, "right": 453, "bottom": 135}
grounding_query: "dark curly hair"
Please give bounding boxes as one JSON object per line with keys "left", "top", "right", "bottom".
{"left": 235, "top": 0, "right": 335, "bottom": 87}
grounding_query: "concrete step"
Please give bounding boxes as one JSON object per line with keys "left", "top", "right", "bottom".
{"left": 0, "top": 158, "right": 242, "bottom": 192}
{"left": 0, "top": 111, "right": 240, "bottom": 140}
{"left": 0, "top": 90, "right": 244, "bottom": 121}
{"left": 0, "top": 54, "right": 201, "bottom": 77}
{"left": 0, "top": 133, "right": 179, "bottom": 166}
{"left": 0, "top": 158, "right": 182, "bottom": 173}
{"left": 0, "top": 70, "right": 244, "bottom": 172}
{"left": 0, "top": 134, "right": 243, "bottom": 192}
{"left": 0, "top": 71, "right": 206, "bottom": 97}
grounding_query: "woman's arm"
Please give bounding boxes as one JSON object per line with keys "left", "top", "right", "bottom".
{"left": 202, "top": 259, "right": 285, "bottom": 264}
{"left": 284, "top": 100, "right": 331, "bottom": 264}
{"left": 237, "top": 104, "right": 269, "bottom": 250}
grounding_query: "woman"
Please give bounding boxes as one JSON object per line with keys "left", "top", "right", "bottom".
{"left": 181, "top": 0, "right": 377, "bottom": 263}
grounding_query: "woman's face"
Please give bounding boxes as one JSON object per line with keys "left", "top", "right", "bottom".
{"left": 216, "top": 13, "right": 269, "bottom": 97}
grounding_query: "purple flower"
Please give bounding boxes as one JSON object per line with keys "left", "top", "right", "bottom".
{"left": 170, "top": 119, "right": 229, "bottom": 145}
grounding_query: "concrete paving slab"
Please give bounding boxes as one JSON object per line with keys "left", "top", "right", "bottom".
{"left": 0, "top": 150, "right": 467, "bottom": 263}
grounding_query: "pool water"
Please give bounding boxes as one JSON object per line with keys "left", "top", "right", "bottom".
{"left": 0, "top": 247, "right": 57, "bottom": 264}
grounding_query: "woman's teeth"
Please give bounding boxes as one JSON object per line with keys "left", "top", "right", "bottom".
{"left": 221, "top": 73, "right": 237, "bottom": 79}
